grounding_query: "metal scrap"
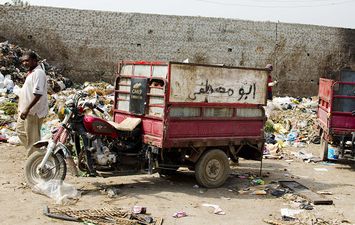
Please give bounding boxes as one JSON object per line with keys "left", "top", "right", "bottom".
{"left": 44, "top": 206, "right": 163, "bottom": 225}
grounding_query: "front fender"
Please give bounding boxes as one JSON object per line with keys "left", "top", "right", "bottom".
{"left": 33, "top": 140, "right": 71, "bottom": 158}
{"left": 33, "top": 140, "right": 49, "bottom": 149}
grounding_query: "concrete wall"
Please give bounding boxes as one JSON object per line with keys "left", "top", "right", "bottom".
{"left": 1, "top": 5, "right": 354, "bottom": 96}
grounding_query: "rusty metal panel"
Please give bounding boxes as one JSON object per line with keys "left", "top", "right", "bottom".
{"left": 169, "top": 63, "right": 268, "bottom": 104}
{"left": 318, "top": 78, "right": 334, "bottom": 102}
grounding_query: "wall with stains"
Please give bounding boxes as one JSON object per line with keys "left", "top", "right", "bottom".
{"left": 0, "top": 5, "right": 354, "bottom": 96}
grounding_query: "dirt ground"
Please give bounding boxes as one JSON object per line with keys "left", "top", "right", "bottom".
{"left": 1, "top": 143, "right": 355, "bottom": 225}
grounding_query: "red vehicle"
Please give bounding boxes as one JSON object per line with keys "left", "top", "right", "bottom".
{"left": 113, "top": 61, "right": 269, "bottom": 187}
{"left": 318, "top": 69, "right": 355, "bottom": 160}
{"left": 25, "top": 61, "right": 269, "bottom": 188}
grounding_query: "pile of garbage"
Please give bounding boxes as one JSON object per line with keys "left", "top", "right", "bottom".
{"left": 44, "top": 81, "right": 114, "bottom": 131}
{"left": 263, "top": 97, "right": 319, "bottom": 158}
{"left": 0, "top": 41, "right": 73, "bottom": 93}
{"left": 0, "top": 41, "right": 114, "bottom": 144}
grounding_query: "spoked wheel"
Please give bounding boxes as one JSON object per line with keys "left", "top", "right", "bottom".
{"left": 25, "top": 151, "right": 67, "bottom": 187}
{"left": 195, "top": 149, "right": 230, "bottom": 188}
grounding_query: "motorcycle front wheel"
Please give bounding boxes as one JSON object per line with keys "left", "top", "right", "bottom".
{"left": 25, "top": 151, "right": 67, "bottom": 187}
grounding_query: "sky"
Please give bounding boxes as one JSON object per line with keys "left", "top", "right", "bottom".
{"left": 1, "top": 0, "right": 355, "bottom": 29}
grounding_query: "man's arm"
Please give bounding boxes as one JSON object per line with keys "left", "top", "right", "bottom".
{"left": 20, "top": 94, "right": 42, "bottom": 120}
{"left": 268, "top": 80, "right": 278, "bottom": 87}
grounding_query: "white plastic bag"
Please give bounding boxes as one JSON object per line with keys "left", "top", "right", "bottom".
{"left": 12, "top": 85, "right": 21, "bottom": 96}
{"left": 33, "top": 180, "right": 81, "bottom": 205}
{"left": 7, "top": 136, "right": 21, "bottom": 145}
{"left": 0, "top": 72, "right": 4, "bottom": 82}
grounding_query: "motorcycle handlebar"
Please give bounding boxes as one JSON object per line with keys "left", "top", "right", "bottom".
{"left": 95, "top": 106, "right": 105, "bottom": 114}
{"left": 83, "top": 101, "right": 105, "bottom": 114}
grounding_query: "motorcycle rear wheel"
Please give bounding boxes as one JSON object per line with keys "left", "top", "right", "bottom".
{"left": 25, "top": 151, "right": 67, "bottom": 187}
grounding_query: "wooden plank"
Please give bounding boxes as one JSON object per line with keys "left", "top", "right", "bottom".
{"left": 155, "top": 217, "right": 164, "bottom": 225}
{"left": 279, "top": 181, "right": 333, "bottom": 205}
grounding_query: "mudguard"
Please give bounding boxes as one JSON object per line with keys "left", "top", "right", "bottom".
{"left": 33, "top": 140, "right": 72, "bottom": 158}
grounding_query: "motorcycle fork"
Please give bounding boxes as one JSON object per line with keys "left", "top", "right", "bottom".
{"left": 38, "top": 127, "right": 66, "bottom": 171}
{"left": 38, "top": 141, "right": 56, "bottom": 171}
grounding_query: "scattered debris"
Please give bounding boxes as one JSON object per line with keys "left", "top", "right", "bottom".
{"left": 172, "top": 211, "right": 187, "bottom": 218}
{"left": 316, "top": 191, "right": 333, "bottom": 195}
{"left": 106, "top": 187, "right": 120, "bottom": 198}
{"left": 202, "top": 203, "right": 226, "bottom": 215}
{"left": 270, "top": 188, "right": 287, "bottom": 197}
{"left": 251, "top": 178, "right": 265, "bottom": 185}
{"left": 44, "top": 206, "right": 162, "bottom": 225}
{"left": 132, "top": 206, "right": 147, "bottom": 214}
{"left": 279, "top": 180, "right": 333, "bottom": 205}
{"left": 280, "top": 208, "right": 304, "bottom": 221}
{"left": 253, "top": 190, "right": 267, "bottom": 195}
{"left": 32, "top": 180, "right": 81, "bottom": 205}
{"left": 299, "top": 203, "right": 314, "bottom": 210}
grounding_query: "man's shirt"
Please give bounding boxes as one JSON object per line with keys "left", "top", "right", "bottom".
{"left": 18, "top": 65, "right": 48, "bottom": 118}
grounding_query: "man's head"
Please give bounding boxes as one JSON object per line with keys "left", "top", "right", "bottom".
{"left": 265, "top": 64, "right": 273, "bottom": 72}
{"left": 22, "top": 51, "right": 39, "bottom": 71}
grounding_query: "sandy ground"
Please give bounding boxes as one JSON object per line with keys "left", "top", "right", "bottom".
{"left": 0, "top": 143, "right": 355, "bottom": 225}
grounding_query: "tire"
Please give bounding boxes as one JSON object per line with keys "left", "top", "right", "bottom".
{"left": 25, "top": 151, "right": 67, "bottom": 187}
{"left": 320, "top": 132, "right": 328, "bottom": 161}
{"left": 195, "top": 149, "right": 230, "bottom": 188}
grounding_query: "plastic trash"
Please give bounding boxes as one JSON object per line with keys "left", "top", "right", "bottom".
{"left": 0, "top": 134, "right": 7, "bottom": 142}
{"left": 271, "top": 189, "right": 286, "bottom": 197}
{"left": 273, "top": 124, "right": 287, "bottom": 134}
{"left": 32, "top": 180, "right": 81, "bottom": 205}
{"left": 202, "top": 203, "right": 226, "bottom": 215}
{"left": 327, "top": 144, "right": 339, "bottom": 160}
{"left": 12, "top": 85, "right": 21, "bottom": 96}
{"left": 132, "top": 206, "right": 147, "bottom": 214}
{"left": 293, "top": 150, "right": 313, "bottom": 160}
{"left": 0, "top": 71, "right": 4, "bottom": 82}
{"left": 251, "top": 178, "right": 265, "bottom": 185}
{"left": 286, "top": 131, "right": 298, "bottom": 142}
{"left": 57, "top": 81, "right": 66, "bottom": 91}
{"left": 7, "top": 136, "right": 21, "bottom": 145}
{"left": 4, "top": 75, "right": 14, "bottom": 90}
{"left": 281, "top": 208, "right": 303, "bottom": 221}
{"left": 299, "top": 203, "right": 313, "bottom": 210}
{"left": 172, "top": 211, "right": 187, "bottom": 218}
{"left": 106, "top": 187, "right": 119, "bottom": 198}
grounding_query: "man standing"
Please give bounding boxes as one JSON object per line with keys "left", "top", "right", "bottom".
{"left": 265, "top": 64, "right": 278, "bottom": 100}
{"left": 16, "top": 51, "right": 48, "bottom": 157}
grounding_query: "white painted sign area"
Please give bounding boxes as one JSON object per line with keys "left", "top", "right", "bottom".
{"left": 169, "top": 63, "right": 268, "bottom": 104}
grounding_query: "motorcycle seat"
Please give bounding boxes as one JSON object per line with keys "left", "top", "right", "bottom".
{"left": 108, "top": 117, "right": 141, "bottom": 132}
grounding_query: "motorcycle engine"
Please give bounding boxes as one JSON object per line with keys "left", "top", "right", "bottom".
{"left": 92, "top": 138, "right": 117, "bottom": 166}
